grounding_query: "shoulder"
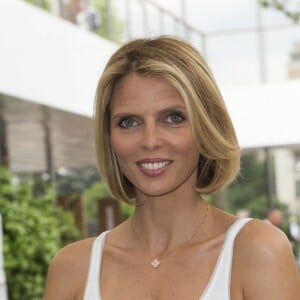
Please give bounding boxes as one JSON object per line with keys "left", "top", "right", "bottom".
{"left": 235, "top": 218, "right": 291, "bottom": 253}
{"left": 52, "top": 237, "right": 96, "bottom": 267}
{"left": 234, "top": 219, "right": 300, "bottom": 299}
{"left": 43, "top": 237, "right": 96, "bottom": 300}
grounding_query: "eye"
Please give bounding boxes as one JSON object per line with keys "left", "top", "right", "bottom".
{"left": 166, "top": 112, "right": 185, "bottom": 124}
{"left": 118, "top": 117, "right": 138, "bottom": 128}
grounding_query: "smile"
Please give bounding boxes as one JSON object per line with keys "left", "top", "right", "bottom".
{"left": 140, "top": 161, "right": 171, "bottom": 171}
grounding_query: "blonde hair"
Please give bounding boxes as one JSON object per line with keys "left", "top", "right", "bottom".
{"left": 94, "top": 36, "right": 240, "bottom": 204}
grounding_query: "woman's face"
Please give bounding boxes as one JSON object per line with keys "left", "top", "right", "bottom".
{"left": 110, "top": 73, "right": 199, "bottom": 198}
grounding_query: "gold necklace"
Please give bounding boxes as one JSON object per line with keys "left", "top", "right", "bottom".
{"left": 131, "top": 202, "right": 209, "bottom": 269}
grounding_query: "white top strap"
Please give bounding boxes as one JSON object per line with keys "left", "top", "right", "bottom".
{"left": 201, "top": 218, "right": 252, "bottom": 300}
{"left": 83, "top": 231, "right": 108, "bottom": 300}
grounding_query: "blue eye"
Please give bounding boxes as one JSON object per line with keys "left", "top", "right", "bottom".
{"left": 118, "top": 118, "right": 137, "bottom": 128}
{"left": 167, "top": 113, "right": 184, "bottom": 124}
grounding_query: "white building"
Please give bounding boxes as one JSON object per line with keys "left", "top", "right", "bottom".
{"left": 288, "top": 42, "right": 300, "bottom": 79}
{"left": 0, "top": 0, "right": 117, "bottom": 174}
{"left": 274, "top": 148, "right": 300, "bottom": 215}
{"left": 273, "top": 41, "right": 300, "bottom": 216}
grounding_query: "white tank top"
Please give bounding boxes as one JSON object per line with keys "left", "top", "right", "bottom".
{"left": 83, "top": 218, "right": 252, "bottom": 300}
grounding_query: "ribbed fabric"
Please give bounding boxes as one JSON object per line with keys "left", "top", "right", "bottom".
{"left": 83, "top": 218, "right": 252, "bottom": 300}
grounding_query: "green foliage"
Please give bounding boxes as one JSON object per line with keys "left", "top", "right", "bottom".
{"left": 227, "top": 153, "right": 289, "bottom": 220}
{"left": 25, "top": 0, "right": 51, "bottom": 11}
{"left": 83, "top": 181, "right": 134, "bottom": 221}
{"left": 228, "top": 153, "right": 268, "bottom": 218}
{"left": 0, "top": 167, "right": 80, "bottom": 300}
{"left": 202, "top": 194, "right": 213, "bottom": 204}
{"left": 259, "top": 0, "right": 300, "bottom": 22}
{"left": 92, "top": 0, "right": 123, "bottom": 43}
{"left": 121, "top": 202, "right": 135, "bottom": 220}
{"left": 83, "top": 181, "right": 111, "bottom": 219}
{"left": 55, "top": 167, "right": 100, "bottom": 195}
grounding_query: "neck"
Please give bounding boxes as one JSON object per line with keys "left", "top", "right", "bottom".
{"left": 130, "top": 191, "right": 208, "bottom": 258}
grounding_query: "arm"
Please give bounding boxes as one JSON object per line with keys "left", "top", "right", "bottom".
{"left": 43, "top": 239, "right": 93, "bottom": 300}
{"left": 43, "top": 247, "right": 78, "bottom": 300}
{"left": 238, "top": 220, "right": 300, "bottom": 300}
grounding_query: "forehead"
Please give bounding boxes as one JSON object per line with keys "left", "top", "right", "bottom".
{"left": 110, "top": 73, "right": 186, "bottom": 113}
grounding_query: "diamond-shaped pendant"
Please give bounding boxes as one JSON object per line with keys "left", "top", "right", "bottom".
{"left": 151, "top": 259, "right": 160, "bottom": 268}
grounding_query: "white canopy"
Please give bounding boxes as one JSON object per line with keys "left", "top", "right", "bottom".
{"left": 1, "top": 0, "right": 300, "bottom": 150}
{"left": 0, "top": 0, "right": 117, "bottom": 116}
{"left": 222, "top": 80, "right": 300, "bottom": 149}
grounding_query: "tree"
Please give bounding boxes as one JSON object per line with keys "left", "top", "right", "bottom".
{"left": 0, "top": 167, "right": 80, "bottom": 300}
{"left": 92, "top": 0, "right": 123, "bottom": 43}
{"left": 25, "top": 0, "right": 51, "bottom": 12}
{"left": 227, "top": 153, "right": 289, "bottom": 219}
{"left": 55, "top": 167, "right": 100, "bottom": 196}
{"left": 83, "top": 181, "right": 135, "bottom": 224}
{"left": 259, "top": 0, "right": 300, "bottom": 22}
{"left": 83, "top": 181, "right": 111, "bottom": 219}
{"left": 228, "top": 153, "right": 267, "bottom": 218}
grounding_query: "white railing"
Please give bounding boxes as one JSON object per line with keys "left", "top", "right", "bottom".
{"left": 26, "top": 0, "right": 300, "bottom": 86}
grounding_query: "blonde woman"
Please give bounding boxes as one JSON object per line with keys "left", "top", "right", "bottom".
{"left": 44, "top": 36, "right": 300, "bottom": 299}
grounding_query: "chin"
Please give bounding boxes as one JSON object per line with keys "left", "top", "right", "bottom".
{"left": 137, "top": 184, "right": 182, "bottom": 198}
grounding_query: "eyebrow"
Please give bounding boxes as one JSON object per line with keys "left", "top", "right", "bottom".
{"left": 111, "top": 105, "right": 187, "bottom": 120}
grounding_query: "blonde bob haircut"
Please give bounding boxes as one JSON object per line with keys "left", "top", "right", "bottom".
{"left": 94, "top": 36, "right": 240, "bottom": 204}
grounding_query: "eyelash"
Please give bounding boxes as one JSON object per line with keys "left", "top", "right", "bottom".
{"left": 118, "top": 117, "right": 137, "bottom": 128}
{"left": 117, "top": 111, "right": 186, "bottom": 129}
{"left": 165, "top": 112, "right": 185, "bottom": 124}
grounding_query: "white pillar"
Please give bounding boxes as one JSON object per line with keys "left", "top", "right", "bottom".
{"left": 274, "top": 149, "right": 296, "bottom": 212}
{"left": 0, "top": 214, "right": 8, "bottom": 300}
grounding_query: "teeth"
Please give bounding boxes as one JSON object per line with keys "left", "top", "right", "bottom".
{"left": 141, "top": 161, "right": 169, "bottom": 170}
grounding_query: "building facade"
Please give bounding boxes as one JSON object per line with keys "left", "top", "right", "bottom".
{"left": 274, "top": 41, "right": 300, "bottom": 216}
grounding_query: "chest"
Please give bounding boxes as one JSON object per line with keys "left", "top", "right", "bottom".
{"left": 100, "top": 239, "right": 240, "bottom": 300}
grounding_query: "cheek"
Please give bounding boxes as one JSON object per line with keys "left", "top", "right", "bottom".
{"left": 110, "top": 133, "right": 134, "bottom": 161}
{"left": 110, "top": 133, "right": 122, "bottom": 158}
{"left": 172, "top": 133, "right": 199, "bottom": 156}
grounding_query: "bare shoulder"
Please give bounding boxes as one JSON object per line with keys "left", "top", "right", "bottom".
{"left": 236, "top": 219, "right": 292, "bottom": 254}
{"left": 234, "top": 219, "right": 300, "bottom": 300}
{"left": 43, "top": 237, "right": 95, "bottom": 300}
{"left": 50, "top": 237, "right": 95, "bottom": 268}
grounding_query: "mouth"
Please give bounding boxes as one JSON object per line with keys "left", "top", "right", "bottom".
{"left": 139, "top": 161, "right": 171, "bottom": 171}
{"left": 136, "top": 159, "right": 173, "bottom": 175}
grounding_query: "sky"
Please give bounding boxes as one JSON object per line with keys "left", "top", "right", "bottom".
{"left": 113, "top": 0, "right": 300, "bottom": 87}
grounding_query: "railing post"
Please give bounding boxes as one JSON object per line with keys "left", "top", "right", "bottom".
{"left": 125, "top": 0, "right": 132, "bottom": 39}
{"left": 141, "top": 0, "right": 149, "bottom": 36}
{"left": 256, "top": 0, "right": 267, "bottom": 83}
{"left": 106, "top": 0, "right": 113, "bottom": 41}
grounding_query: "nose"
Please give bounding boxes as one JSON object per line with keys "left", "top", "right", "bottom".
{"left": 139, "top": 123, "right": 162, "bottom": 151}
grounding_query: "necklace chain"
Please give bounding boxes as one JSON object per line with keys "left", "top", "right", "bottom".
{"left": 131, "top": 202, "right": 209, "bottom": 269}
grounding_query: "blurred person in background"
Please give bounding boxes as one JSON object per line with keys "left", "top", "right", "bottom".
{"left": 265, "top": 207, "right": 300, "bottom": 259}
{"left": 44, "top": 36, "right": 300, "bottom": 300}
{"left": 66, "top": 0, "right": 101, "bottom": 32}
{"left": 290, "top": 219, "right": 300, "bottom": 268}
{"left": 66, "top": 0, "right": 85, "bottom": 23}
{"left": 265, "top": 207, "right": 284, "bottom": 227}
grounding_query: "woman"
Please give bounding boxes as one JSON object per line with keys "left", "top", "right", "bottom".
{"left": 44, "top": 36, "right": 300, "bottom": 299}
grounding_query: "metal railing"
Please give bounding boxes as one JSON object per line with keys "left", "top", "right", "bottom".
{"left": 25, "top": 0, "right": 300, "bottom": 85}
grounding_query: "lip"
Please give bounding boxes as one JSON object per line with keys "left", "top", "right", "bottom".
{"left": 136, "top": 158, "right": 173, "bottom": 177}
